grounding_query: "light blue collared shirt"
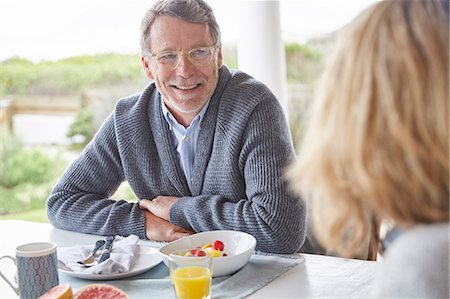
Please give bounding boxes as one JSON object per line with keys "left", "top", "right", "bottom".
{"left": 161, "top": 99, "right": 209, "bottom": 191}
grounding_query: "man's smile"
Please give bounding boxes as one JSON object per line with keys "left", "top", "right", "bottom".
{"left": 172, "top": 83, "right": 201, "bottom": 90}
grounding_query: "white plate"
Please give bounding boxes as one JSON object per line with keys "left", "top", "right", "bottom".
{"left": 58, "top": 245, "right": 162, "bottom": 280}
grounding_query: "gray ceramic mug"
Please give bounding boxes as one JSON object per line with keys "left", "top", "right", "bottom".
{"left": 0, "top": 242, "right": 59, "bottom": 299}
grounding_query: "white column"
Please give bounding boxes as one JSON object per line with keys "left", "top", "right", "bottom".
{"left": 237, "top": 0, "right": 288, "bottom": 113}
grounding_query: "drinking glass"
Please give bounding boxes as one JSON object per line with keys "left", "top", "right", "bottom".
{"left": 169, "top": 253, "right": 213, "bottom": 299}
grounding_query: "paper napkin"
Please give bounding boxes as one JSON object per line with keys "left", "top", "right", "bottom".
{"left": 58, "top": 235, "right": 139, "bottom": 275}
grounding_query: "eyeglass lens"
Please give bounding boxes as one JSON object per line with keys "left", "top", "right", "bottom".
{"left": 155, "top": 46, "right": 214, "bottom": 69}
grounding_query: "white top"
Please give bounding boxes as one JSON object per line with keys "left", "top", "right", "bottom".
{"left": 374, "top": 222, "right": 449, "bottom": 298}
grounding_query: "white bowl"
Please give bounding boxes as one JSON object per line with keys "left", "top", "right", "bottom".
{"left": 159, "top": 230, "right": 256, "bottom": 277}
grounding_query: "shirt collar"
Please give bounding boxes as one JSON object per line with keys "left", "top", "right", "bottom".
{"left": 161, "top": 98, "right": 210, "bottom": 130}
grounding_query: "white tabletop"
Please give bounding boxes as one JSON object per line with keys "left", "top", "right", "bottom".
{"left": 0, "top": 220, "right": 378, "bottom": 298}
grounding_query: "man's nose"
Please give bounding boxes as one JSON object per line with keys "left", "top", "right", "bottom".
{"left": 175, "top": 53, "right": 196, "bottom": 76}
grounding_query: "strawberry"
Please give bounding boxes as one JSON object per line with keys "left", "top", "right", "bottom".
{"left": 213, "top": 240, "right": 224, "bottom": 251}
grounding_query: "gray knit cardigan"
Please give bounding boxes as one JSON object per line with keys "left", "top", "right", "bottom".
{"left": 47, "top": 66, "right": 306, "bottom": 253}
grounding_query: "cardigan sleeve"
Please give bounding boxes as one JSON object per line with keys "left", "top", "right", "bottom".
{"left": 46, "top": 112, "right": 147, "bottom": 239}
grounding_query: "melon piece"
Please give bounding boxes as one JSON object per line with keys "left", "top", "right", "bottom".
{"left": 39, "top": 284, "right": 73, "bottom": 299}
{"left": 73, "top": 284, "right": 128, "bottom": 299}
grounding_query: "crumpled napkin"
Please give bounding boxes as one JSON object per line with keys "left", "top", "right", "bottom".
{"left": 58, "top": 235, "right": 139, "bottom": 275}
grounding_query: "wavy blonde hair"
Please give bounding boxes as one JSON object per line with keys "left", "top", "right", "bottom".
{"left": 288, "top": 0, "right": 449, "bottom": 257}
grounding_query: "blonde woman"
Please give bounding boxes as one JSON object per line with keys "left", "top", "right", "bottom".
{"left": 288, "top": 0, "right": 449, "bottom": 297}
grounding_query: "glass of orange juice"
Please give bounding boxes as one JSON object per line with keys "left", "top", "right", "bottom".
{"left": 169, "top": 252, "right": 213, "bottom": 299}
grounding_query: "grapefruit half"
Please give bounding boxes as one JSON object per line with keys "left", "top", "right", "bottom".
{"left": 73, "top": 284, "right": 128, "bottom": 299}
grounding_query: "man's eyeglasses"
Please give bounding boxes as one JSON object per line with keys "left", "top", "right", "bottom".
{"left": 149, "top": 44, "right": 218, "bottom": 70}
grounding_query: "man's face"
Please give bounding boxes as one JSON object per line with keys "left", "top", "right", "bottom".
{"left": 141, "top": 16, "right": 222, "bottom": 120}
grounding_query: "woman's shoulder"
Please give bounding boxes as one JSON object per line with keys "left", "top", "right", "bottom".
{"left": 389, "top": 223, "right": 448, "bottom": 258}
{"left": 374, "top": 223, "right": 449, "bottom": 298}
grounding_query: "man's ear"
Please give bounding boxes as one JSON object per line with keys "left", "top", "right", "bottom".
{"left": 141, "top": 56, "right": 154, "bottom": 80}
{"left": 217, "top": 47, "right": 223, "bottom": 68}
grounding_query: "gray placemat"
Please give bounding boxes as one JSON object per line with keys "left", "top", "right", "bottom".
{"left": 60, "top": 254, "right": 301, "bottom": 299}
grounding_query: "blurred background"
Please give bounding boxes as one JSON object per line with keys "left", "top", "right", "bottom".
{"left": 0, "top": 0, "right": 376, "bottom": 222}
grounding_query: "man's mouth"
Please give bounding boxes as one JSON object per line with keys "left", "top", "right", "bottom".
{"left": 172, "top": 83, "right": 201, "bottom": 90}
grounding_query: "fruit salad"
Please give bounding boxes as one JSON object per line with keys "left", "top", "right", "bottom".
{"left": 178, "top": 240, "right": 228, "bottom": 258}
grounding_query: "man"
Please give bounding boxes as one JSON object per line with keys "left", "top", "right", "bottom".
{"left": 47, "top": 0, "right": 306, "bottom": 254}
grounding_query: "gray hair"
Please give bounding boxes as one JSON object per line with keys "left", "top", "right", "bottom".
{"left": 140, "top": 0, "right": 221, "bottom": 57}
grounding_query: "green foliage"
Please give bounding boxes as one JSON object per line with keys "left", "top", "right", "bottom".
{"left": 288, "top": 95, "right": 312, "bottom": 152}
{"left": 0, "top": 134, "right": 66, "bottom": 215}
{"left": 285, "top": 43, "right": 321, "bottom": 61}
{"left": 1, "top": 149, "right": 54, "bottom": 187}
{"left": 220, "top": 43, "right": 238, "bottom": 69}
{"left": 0, "top": 54, "right": 145, "bottom": 96}
{"left": 66, "top": 108, "right": 96, "bottom": 150}
{"left": 0, "top": 57, "right": 38, "bottom": 95}
{"left": 0, "top": 208, "right": 49, "bottom": 223}
{"left": 285, "top": 42, "right": 323, "bottom": 84}
{"left": 111, "top": 182, "right": 138, "bottom": 202}
{"left": 223, "top": 55, "right": 237, "bottom": 69}
{"left": 0, "top": 132, "right": 137, "bottom": 219}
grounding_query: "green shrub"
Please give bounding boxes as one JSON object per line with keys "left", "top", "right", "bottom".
{"left": 1, "top": 149, "right": 55, "bottom": 188}
{"left": 0, "top": 57, "right": 38, "bottom": 95}
{"left": 0, "top": 133, "right": 66, "bottom": 215}
{"left": 285, "top": 42, "right": 322, "bottom": 84}
{"left": 0, "top": 54, "right": 145, "bottom": 96}
{"left": 66, "top": 108, "right": 96, "bottom": 150}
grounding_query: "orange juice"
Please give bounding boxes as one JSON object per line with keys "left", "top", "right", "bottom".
{"left": 171, "top": 266, "right": 212, "bottom": 299}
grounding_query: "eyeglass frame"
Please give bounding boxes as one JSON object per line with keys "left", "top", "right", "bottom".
{"left": 148, "top": 43, "right": 220, "bottom": 70}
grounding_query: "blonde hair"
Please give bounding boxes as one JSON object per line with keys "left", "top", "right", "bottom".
{"left": 288, "top": 0, "right": 449, "bottom": 257}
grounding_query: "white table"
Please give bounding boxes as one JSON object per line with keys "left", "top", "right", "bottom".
{"left": 0, "top": 220, "right": 378, "bottom": 298}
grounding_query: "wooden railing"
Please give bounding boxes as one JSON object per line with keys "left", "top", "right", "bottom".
{"left": 0, "top": 95, "right": 80, "bottom": 131}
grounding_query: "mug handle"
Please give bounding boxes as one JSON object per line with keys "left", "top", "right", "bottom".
{"left": 0, "top": 255, "right": 19, "bottom": 295}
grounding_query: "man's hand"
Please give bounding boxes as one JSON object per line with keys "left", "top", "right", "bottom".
{"left": 139, "top": 196, "right": 178, "bottom": 221}
{"left": 142, "top": 210, "right": 192, "bottom": 242}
